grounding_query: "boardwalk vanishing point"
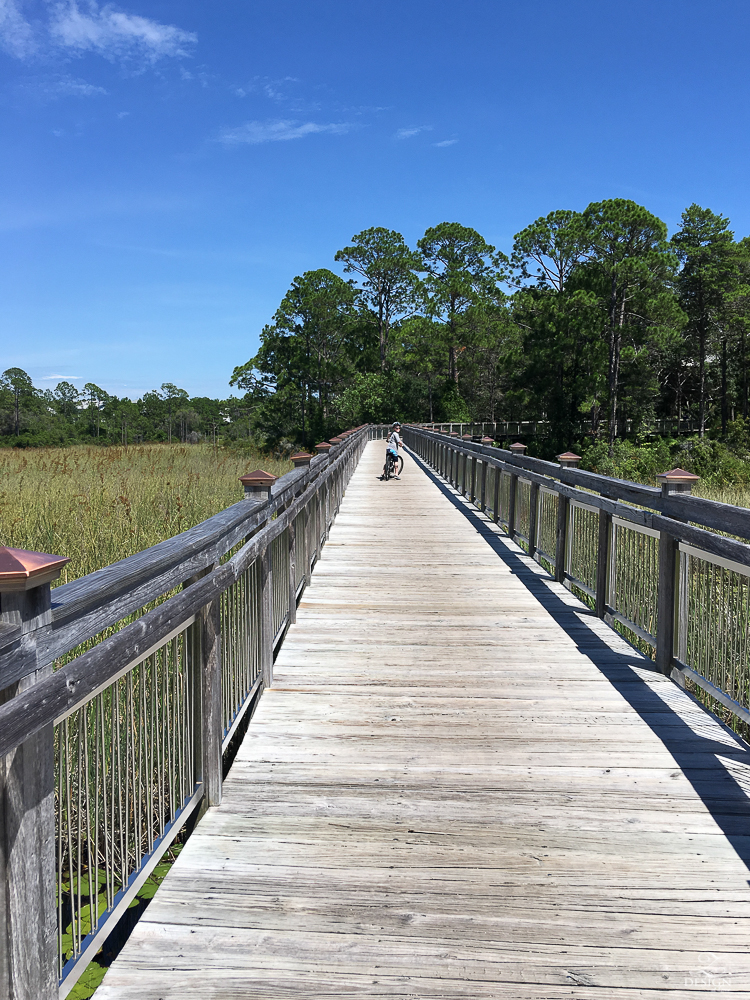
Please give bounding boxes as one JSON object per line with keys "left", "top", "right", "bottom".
{"left": 93, "top": 440, "right": 750, "bottom": 997}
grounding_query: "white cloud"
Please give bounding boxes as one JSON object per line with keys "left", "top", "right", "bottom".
{"left": 13, "top": 72, "right": 107, "bottom": 100}
{"left": 42, "top": 373, "right": 82, "bottom": 379}
{"left": 56, "top": 75, "right": 106, "bottom": 95}
{"left": 395, "top": 125, "right": 432, "bottom": 139}
{"left": 218, "top": 119, "right": 354, "bottom": 145}
{"left": 49, "top": 1, "right": 196, "bottom": 62}
{"left": 232, "top": 76, "right": 299, "bottom": 101}
{"left": 0, "top": 0, "right": 195, "bottom": 64}
{"left": 434, "top": 139, "right": 458, "bottom": 147}
{"left": 0, "top": 0, "right": 35, "bottom": 57}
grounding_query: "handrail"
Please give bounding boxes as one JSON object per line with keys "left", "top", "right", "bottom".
{"left": 0, "top": 450, "right": 342, "bottom": 687}
{"left": 0, "top": 424, "right": 368, "bottom": 1000}
{"left": 403, "top": 424, "right": 750, "bottom": 732}
{"left": 417, "top": 431, "right": 750, "bottom": 541}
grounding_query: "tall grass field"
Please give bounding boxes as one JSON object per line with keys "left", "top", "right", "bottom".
{"left": 2, "top": 443, "right": 293, "bottom": 999}
{"left": 0, "top": 443, "right": 292, "bottom": 583}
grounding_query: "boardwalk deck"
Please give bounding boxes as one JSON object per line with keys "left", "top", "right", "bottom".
{"left": 98, "top": 441, "right": 750, "bottom": 998}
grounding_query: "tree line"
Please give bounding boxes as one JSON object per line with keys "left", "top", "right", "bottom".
{"left": 231, "top": 200, "right": 750, "bottom": 457}
{"left": 5, "top": 199, "right": 750, "bottom": 460}
{"left": 0, "top": 372, "right": 256, "bottom": 448}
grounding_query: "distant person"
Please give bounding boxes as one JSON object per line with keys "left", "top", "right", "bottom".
{"left": 381, "top": 421, "right": 403, "bottom": 479}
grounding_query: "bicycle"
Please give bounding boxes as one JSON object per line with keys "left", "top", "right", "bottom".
{"left": 383, "top": 452, "right": 404, "bottom": 480}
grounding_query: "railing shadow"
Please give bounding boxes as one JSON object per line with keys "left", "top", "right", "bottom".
{"left": 410, "top": 450, "right": 750, "bottom": 874}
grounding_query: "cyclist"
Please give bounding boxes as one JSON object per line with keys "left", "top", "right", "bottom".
{"left": 381, "top": 421, "right": 403, "bottom": 480}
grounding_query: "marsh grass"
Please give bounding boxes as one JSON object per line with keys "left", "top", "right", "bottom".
{"left": 0, "top": 444, "right": 291, "bottom": 999}
{"left": 0, "top": 443, "right": 292, "bottom": 583}
{"left": 696, "top": 483, "right": 750, "bottom": 509}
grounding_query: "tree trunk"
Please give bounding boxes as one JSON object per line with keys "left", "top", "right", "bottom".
{"left": 379, "top": 308, "right": 386, "bottom": 371}
{"left": 721, "top": 335, "right": 728, "bottom": 436}
{"left": 743, "top": 329, "right": 748, "bottom": 421}
{"left": 698, "top": 319, "right": 707, "bottom": 438}
{"left": 448, "top": 345, "right": 457, "bottom": 383}
{"left": 606, "top": 276, "right": 623, "bottom": 457}
{"left": 607, "top": 322, "right": 621, "bottom": 456}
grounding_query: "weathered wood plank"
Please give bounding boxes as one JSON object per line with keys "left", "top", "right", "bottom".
{"left": 0, "top": 437, "right": 368, "bottom": 684}
{"left": 97, "top": 440, "right": 750, "bottom": 999}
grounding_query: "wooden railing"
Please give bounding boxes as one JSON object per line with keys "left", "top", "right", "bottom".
{"left": 421, "top": 418, "right": 701, "bottom": 438}
{"left": 404, "top": 425, "right": 750, "bottom": 730}
{"left": 0, "top": 426, "right": 369, "bottom": 1000}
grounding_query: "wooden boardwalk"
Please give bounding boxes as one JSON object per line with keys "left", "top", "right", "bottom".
{"left": 99, "top": 441, "right": 750, "bottom": 998}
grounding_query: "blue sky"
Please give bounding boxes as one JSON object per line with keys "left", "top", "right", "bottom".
{"left": 2, "top": 0, "right": 750, "bottom": 399}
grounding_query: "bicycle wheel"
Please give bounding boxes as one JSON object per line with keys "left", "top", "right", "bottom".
{"left": 394, "top": 456, "right": 404, "bottom": 477}
{"left": 383, "top": 454, "right": 392, "bottom": 480}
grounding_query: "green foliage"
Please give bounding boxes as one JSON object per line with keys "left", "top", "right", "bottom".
{"left": 0, "top": 370, "right": 258, "bottom": 449}
{"left": 439, "top": 382, "right": 471, "bottom": 421}
{"left": 335, "top": 227, "right": 421, "bottom": 369}
{"left": 11, "top": 203, "right": 750, "bottom": 481}
{"left": 0, "top": 444, "right": 292, "bottom": 583}
{"left": 676, "top": 435, "right": 750, "bottom": 486}
{"left": 337, "top": 372, "right": 393, "bottom": 424}
{"left": 579, "top": 429, "right": 750, "bottom": 488}
{"left": 64, "top": 846, "right": 184, "bottom": 999}
{"left": 418, "top": 221, "right": 508, "bottom": 386}
{"left": 580, "top": 198, "right": 684, "bottom": 452}
{"left": 580, "top": 438, "right": 675, "bottom": 484}
{"left": 671, "top": 205, "right": 744, "bottom": 436}
{"left": 231, "top": 268, "right": 363, "bottom": 447}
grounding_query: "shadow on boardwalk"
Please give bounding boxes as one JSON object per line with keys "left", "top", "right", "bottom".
{"left": 410, "top": 450, "right": 750, "bottom": 877}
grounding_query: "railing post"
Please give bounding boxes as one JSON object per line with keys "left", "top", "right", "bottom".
{"left": 655, "top": 469, "right": 699, "bottom": 676}
{"left": 287, "top": 520, "right": 297, "bottom": 626}
{"left": 677, "top": 550, "right": 689, "bottom": 668}
{"left": 508, "top": 472, "right": 518, "bottom": 540}
{"left": 493, "top": 467, "right": 501, "bottom": 523}
{"left": 289, "top": 452, "right": 313, "bottom": 618}
{"left": 595, "top": 510, "right": 612, "bottom": 619}
{"left": 314, "top": 487, "right": 323, "bottom": 566}
{"left": 200, "top": 585, "right": 222, "bottom": 806}
{"left": 480, "top": 460, "right": 488, "bottom": 512}
{"left": 554, "top": 493, "right": 569, "bottom": 584}
{"left": 656, "top": 530, "right": 678, "bottom": 676}
{"left": 324, "top": 478, "right": 331, "bottom": 541}
{"left": 0, "top": 549, "right": 68, "bottom": 1000}
{"left": 260, "top": 543, "right": 273, "bottom": 687}
{"left": 528, "top": 482, "right": 539, "bottom": 558}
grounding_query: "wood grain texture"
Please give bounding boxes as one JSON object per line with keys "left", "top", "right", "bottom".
{"left": 0, "top": 435, "right": 367, "bottom": 682}
{"left": 97, "top": 441, "right": 750, "bottom": 998}
{"left": 413, "top": 427, "right": 750, "bottom": 542}
{"left": 0, "top": 434, "right": 367, "bottom": 756}
{"left": 0, "top": 587, "right": 57, "bottom": 1000}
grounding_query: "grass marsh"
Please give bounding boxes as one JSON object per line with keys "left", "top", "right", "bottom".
{"left": 0, "top": 443, "right": 292, "bottom": 583}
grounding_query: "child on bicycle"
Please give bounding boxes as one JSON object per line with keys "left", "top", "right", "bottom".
{"left": 382, "top": 422, "right": 403, "bottom": 479}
